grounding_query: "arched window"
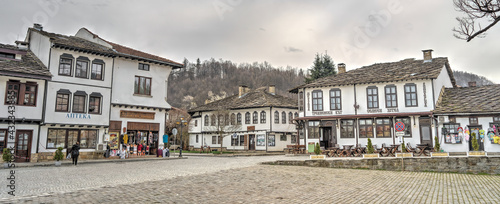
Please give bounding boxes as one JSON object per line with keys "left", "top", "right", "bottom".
{"left": 237, "top": 113, "right": 242, "bottom": 125}
{"left": 211, "top": 114, "right": 216, "bottom": 126}
{"left": 274, "top": 111, "right": 279, "bottom": 124}
{"left": 204, "top": 115, "right": 209, "bottom": 126}
{"left": 282, "top": 111, "right": 286, "bottom": 124}
{"left": 231, "top": 113, "right": 236, "bottom": 125}
{"left": 224, "top": 114, "right": 229, "bottom": 126}
{"left": 253, "top": 111, "right": 258, "bottom": 124}
{"left": 260, "top": 111, "right": 266, "bottom": 124}
{"left": 294, "top": 112, "right": 298, "bottom": 119}
{"left": 245, "top": 112, "right": 250, "bottom": 124}
{"left": 289, "top": 112, "right": 293, "bottom": 124}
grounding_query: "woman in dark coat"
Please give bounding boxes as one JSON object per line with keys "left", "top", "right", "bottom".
{"left": 71, "top": 142, "right": 80, "bottom": 165}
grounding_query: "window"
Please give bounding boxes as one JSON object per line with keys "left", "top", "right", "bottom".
{"left": 204, "top": 115, "right": 209, "bottom": 126}
{"left": 281, "top": 111, "right": 286, "bottom": 124}
{"left": 134, "top": 76, "right": 152, "bottom": 95}
{"left": 367, "top": 86, "right": 379, "bottom": 108}
{"left": 260, "top": 111, "right": 266, "bottom": 124}
{"left": 268, "top": 135, "right": 275, "bottom": 146}
{"left": 444, "top": 123, "right": 461, "bottom": 143}
{"left": 289, "top": 112, "right": 293, "bottom": 124}
{"left": 312, "top": 90, "right": 323, "bottom": 111}
{"left": 358, "top": 119, "right": 373, "bottom": 138}
{"left": 195, "top": 120, "right": 198, "bottom": 127}
{"left": 89, "top": 92, "right": 102, "bottom": 114}
{"left": 245, "top": 112, "right": 250, "bottom": 124}
{"left": 211, "top": 115, "right": 216, "bottom": 126}
{"left": 376, "top": 118, "right": 391, "bottom": 138}
{"left": 58, "top": 55, "right": 73, "bottom": 76}
{"left": 212, "top": 136, "right": 217, "bottom": 144}
{"left": 91, "top": 60, "right": 104, "bottom": 80}
{"left": 469, "top": 117, "right": 478, "bottom": 125}
{"left": 239, "top": 135, "right": 244, "bottom": 146}
{"left": 385, "top": 85, "right": 397, "bottom": 108}
{"left": 291, "top": 133, "right": 297, "bottom": 144}
{"left": 230, "top": 113, "right": 236, "bottom": 125}
{"left": 231, "top": 135, "right": 238, "bottom": 146}
{"left": 139, "top": 63, "right": 150, "bottom": 71}
{"left": 494, "top": 116, "right": 500, "bottom": 122}
{"left": 280, "top": 134, "right": 287, "bottom": 141}
{"left": 404, "top": 83, "right": 418, "bottom": 107}
{"left": 0, "top": 130, "right": 6, "bottom": 153}
{"left": 75, "top": 57, "right": 89, "bottom": 78}
{"left": 72, "top": 91, "right": 87, "bottom": 113}
{"left": 274, "top": 111, "right": 279, "bottom": 124}
{"left": 308, "top": 121, "right": 320, "bottom": 138}
{"left": 196, "top": 135, "right": 199, "bottom": 143}
{"left": 299, "top": 91, "right": 304, "bottom": 111}
{"left": 218, "top": 114, "right": 224, "bottom": 126}
{"left": 330, "top": 89, "right": 341, "bottom": 110}
{"left": 340, "top": 120, "right": 355, "bottom": 138}
{"left": 224, "top": 114, "right": 229, "bottom": 126}
{"left": 55, "top": 90, "right": 71, "bottom": 112}
{"left": 395, "top": 117, "right": 412, "bottom": 137}
{"left": 237, "top": 113, "right": 242, "bottom": 125}
{"left": 294, "top": 112, "right": 298, "bottom": 119}
{"left": 47, "top": 129, "right": 98, "bottom": 149}
{"left": 5, "top": 81, "right": 37, "bottom": 106}
{"left": 0, "top": 52, "right": 15, "bottom": 59}
{"left": 253, "top": 111, "right": 258, "bottom": 124}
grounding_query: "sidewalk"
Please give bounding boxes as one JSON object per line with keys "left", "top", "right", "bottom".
{"left": 10, "top": 155, "right": 186, "bottom": 169}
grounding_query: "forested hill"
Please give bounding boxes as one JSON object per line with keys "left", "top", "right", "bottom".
{"left": 167, "top": 58, "right": 305, "bottom": 110}
{"left": 167, "top": 59, "right": 495, "bottom": 110}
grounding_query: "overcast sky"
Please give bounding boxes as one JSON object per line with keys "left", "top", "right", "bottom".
{"left": 1, "top": 0, "right": 499, "bottom": 83}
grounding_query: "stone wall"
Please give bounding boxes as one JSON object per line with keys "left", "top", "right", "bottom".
{"left": 264, "top": 157, "right": 500, "bottom": 175}
{"left": 33, "top": 151, "right": 106, "bottom": 162}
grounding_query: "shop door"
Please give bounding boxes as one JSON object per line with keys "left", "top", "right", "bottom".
{"left": 468, "top": 126, "right": 483, "bottom": 151}
{"left": 419, "top": 118, "right": 432, "bottom": 147}
{"left": 321, "top": 127, "right": 335, "bottom": 148}
{"left": 248, "top": 134, "right": 255, "bottom": 150}
{"left": 15, "top": 130, "right": 32, "bottom": 162}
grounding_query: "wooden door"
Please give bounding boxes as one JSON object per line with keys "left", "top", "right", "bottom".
{"left": 15, "top": 130, "right": 32, "bottom": 162}
{"left": 419, "top": 118, "right": 432, "bottom": 147}
{"left": 248, "top": 134, "right": 255, "bottom": 150}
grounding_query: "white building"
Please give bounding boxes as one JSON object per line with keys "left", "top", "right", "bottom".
{"left": 434, "top": 83, "right": 500, "bottom": 153}
{"left": 188, "top": 86, "right": 298, "bottom": 152}
{"left": 290, "top": 50, "right": 456, "bottom": 152}
{"left": 0, "top": 43, "right": 51, "bottom": 162}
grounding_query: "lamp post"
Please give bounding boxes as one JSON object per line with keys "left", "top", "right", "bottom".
{"left": 176, "top": 117, "right": 188, "bottom": 157}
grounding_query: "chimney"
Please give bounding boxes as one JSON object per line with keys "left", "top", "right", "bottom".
{"left": 269, "top": 85, "right": 276, "bottom": 95}
{"left": 338, "top": 63, "right": 346, "bottom": 74}
{"left": 33, "top": 23, "right": 43, "bottom": 31}
{"left": 239, "top": 85, "right": 248, "bottom": 97}
{"left": 468, "top": 81, "right": 476, "bottom": 87}
{"left": 422, "top": 49, "right": 433, "bottom": 62}
{"left": 15, "top": 41, "right": 28, "bottom": 50}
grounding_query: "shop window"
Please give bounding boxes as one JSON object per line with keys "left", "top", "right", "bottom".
{"left": 395, "top": 117, "right": 412, "bottom": 137}
{"left": 55, "top": 89, "right": 71, "bottom": 112}
{"left": 47, "top": 129, "right": 66, "bottom": 148}
{"left": 245, "top": 112, "right": 250, "bottom": 124}
{"left": 280, "top": 134, "right": 287, "bottom": 141}
{"left": 404, "top": 83, "right": 418, "bottom": 107}
{"left": 253, "top": 111, "right": 258, "bottom": 124}
{"left": 376, "top": 118, "right": 391, "bottom": 138}
{"left": 367, "top": 86, "right": 379, "bottom": 108}
{"left": 134, "top": 76, "right": 151, "bottom": 95}
{"left": 260, "top": 111, "right": 266, "bottom": 124}
{"left": 274, "top": 111, "right": 279, "bottom": 124}
{"left": 204, "top": 115, "right": 209, "bottom": 126}
{"left": 139, "top": 63, "right": 150, "bottom": 71}
{"left": 239, "top": 135, "right": 244, "bottom": 146}
{"left": 312, "top": 90, "right": 323, "bottom": 111}
{"left": 237, "top": 113, "right": 242, "bottom": 125}
{"left": 231, "top": 136, "right": 238, "bottom": 146}
{"left": 358, "top": 119, "right": 373, "bottom": 138}
{"left": 385, "top": 85, "right": 397, "bottom": 108}
{"left": 47, "top": 129, "right": 98, "bottom": 149}
{"left": 268, "top": 135, "right": 275, "bottom": 146}
{"left": 75, "top": 57, "right": 89, "bottom": 78}
{"left": 341, "top": 119, "right": 355, "bottom": 138}
{"left": 443, "top": 123, "right": 461, "bottom": 143}
{"left": 58, "top": 54, "right": 73, "bottom": 76}
{"left": 5, "top": 81, "right": 37, "bottom": 106}
{"left": 72, "top": 91, "right": 87, "bottom": 113}
{"left": 91, "top": 59, "right": 104, "bottom": 80}
{"left": 80, "top": 130, "right": 97, "bottom": 149}
{"left": 308, "top": 121, "right": 320, "bottom": 139}
{"left": 329, "top": 88, "right": 341, "bottom": 110}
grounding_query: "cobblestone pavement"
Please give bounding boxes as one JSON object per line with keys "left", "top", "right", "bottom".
{"left": 2, "top": 156, "right": 500, "bottom": 203}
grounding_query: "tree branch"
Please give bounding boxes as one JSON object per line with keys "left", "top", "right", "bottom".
{"left": 466, "top": 16, "right": 500, "bottom": 41}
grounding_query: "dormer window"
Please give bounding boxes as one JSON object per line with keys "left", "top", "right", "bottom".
{"left": 139, "top": 63, "right": 150, "bottom": 71}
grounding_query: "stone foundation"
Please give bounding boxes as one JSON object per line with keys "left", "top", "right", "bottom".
{"left": 264, "top": 157, "right": 500, "bottom": 175}
{"left": 34, "top": 151, "right": 106, "bottom": 162}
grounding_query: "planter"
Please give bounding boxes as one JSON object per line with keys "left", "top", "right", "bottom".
{"left": 467, "top": 151, "right": 487, "bottom": 157}
{"left": 431, "top": 152, "right": 449, "bottom": 157}
{"left": 310, "top": 155, "right": 326, "bottom": 160}
{"left": 363, "top": 153, "right": 379, "bottom": 158}
{"left": 55, "top": 161, "right": 62, "bottom": 166}
{"left": 396, "top": 153, "right": 413, "bottom": 157}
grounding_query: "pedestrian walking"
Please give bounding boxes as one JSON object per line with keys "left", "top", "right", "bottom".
{"left": 71, "top": 142, "right": 80, "bottom": 165}
{"left": 105, "top": 143, "right": 110, "bottom": 158}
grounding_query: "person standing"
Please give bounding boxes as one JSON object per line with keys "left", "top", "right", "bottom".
{"left": 105, "top": 143, "right": 110, "bottom": 158}
{"left": 71, "top": 142, "right": 80, "bottom": 165}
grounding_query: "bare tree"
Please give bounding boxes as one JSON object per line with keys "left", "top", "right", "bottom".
{"left": 165, "top": 108, "right": 190, "bottom": 149}
{"left": 453, "top": 0, "right": 500, "bottom": 41}
{"left": 204, "top": 109, "right": 241, "bottom": 154}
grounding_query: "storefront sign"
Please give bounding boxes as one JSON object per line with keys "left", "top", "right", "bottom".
{"left": 66, "top": 113, "right": 91, "bottom": 119}
{"left": 247, "top": 126, "right": 255, "bottom": 131}
{"left": 120, "top": 110, "right": 155, "bottom": 120}
{"left": 387, "top": 108, "right": 399, "bottom": 113}
{"left": 312, "top": 111, "right": 332, "bottom": 115}
{"left": 367, "top": 109, "right": 382, "bottom": 113}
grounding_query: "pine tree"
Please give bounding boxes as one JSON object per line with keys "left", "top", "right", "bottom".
{"left": 305, "top": 52, "right": 337, "bottom": 83}
{"left": 367, "top": 138, "right": 374, "bottom": 154}
{"left": 471, "top": 132, "right": 479, "bottom": 151}
{"left": 434, "top": 136, "right": 440, "bottom": 152}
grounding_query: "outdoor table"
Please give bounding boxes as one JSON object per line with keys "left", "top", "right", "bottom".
{"left": 388, "top": 144, "right": 400, "bottom": 157}
{"left": 380, "top": 145, "right": 391, "bottom": 157}
{"left": 342, "top": 145, "right": 354, "bottom": 157}
{"left": 353, "top": 146, "right": 366, "bottom": 157}
{"left": 327, "top": 147, "right": 339, "bottom": 157}
{"left": 416, "top": 144, "right": 429, "bottom": 156}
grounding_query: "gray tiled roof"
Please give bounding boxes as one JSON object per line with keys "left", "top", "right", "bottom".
{"left": 188, "top": 87, "right": 297, "bottom": 113}
{"left": 291, "top": 57, "right": 456, "bottom": 92}
{"left": 0, "top": 44, "right": 52, "bottom": 80}
{"left": 434, "top": 84, "right": 500, "bottom": 114}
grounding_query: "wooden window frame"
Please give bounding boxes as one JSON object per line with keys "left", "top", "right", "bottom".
{"left": 358, "top": 119, "right": 374, "bottom": 138}
{"left": 312, "top": 90, "right": 323, "bottom": 111}
{"left": 75, "top": 58, "right": 89, "bottom": 78}
{"left": 252, "top": 111, "right": 258, "bottom": 124}
{"left": 72, "top": 93, "right": 87, "bottom": 113}
{"left": 395, "top": 117, "right": 412, "bottom": 137}
{"left": 404, "top": 83, "right": 418, "bottom": 107}
{"left": 91, "top": 61, "right": 104, "bottom": 80}
{"left": 58, "top": 56, "right": 73, "bottom": 76}
{"left": 55, "top": 92, "right": 71, "bottom": 112}
{"left": 138, "top": 63, "right": 150, "bottom": 71}
{"left": 4, "top": 81, "right": 38, "bottom": 106}
{"left": 230, "top": 113, "right": 236, "bottom": 125}
{"left": 47, "top": 128, "right": 98, "bottom": 149}
{"left": 469, "top": 117, "right": 478, "bottom": 125}
{"left": 204, "top": 115, "right": 209, "bottom": 126}
{"left": 211, "top": 114, "right": 216, "bottom": 126}
{"left": 274, "top": 111, "right": 279, "bottom": 124}
{"left": 376, "top": 118, "right": 391, "bottom": 138}
{"left": 385, "top": 85, "right": 398, "bottom": 108}
{"left": 329, "top": 88, "right": 342, "bottom": 110}
{"left": 366, "top": 86, "right": 379, "bottom": 109}
{"left": 134, "top": 76, "right": 152, "bottom": 96}
{"left": 281, "top": 111, "right": 287, "bottom": 124}
{"left": 340, "top": 119, "right": 355, "bottom": 138}
{"left": 237, "top": 113, "right": 242, "bottom": 125}
{"left": 88, "top": 95, "right": 101, "bottom": 114}
{"left": 307, "top": 121, "right": 320, "bottom": 139}
{"left": 260, "top": 111, "right": 266, "bottom": 124}
{"left": 288, "top": 112, "right": 293, "bottom": 124}
{"left": 245, "top": 112, "right": 250, "bottom": 124}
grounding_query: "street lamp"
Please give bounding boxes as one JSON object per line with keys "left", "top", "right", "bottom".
{"left": 176, "top": 117, "right": 188, "bottom": 157}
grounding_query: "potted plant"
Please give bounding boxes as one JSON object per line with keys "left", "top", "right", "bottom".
{"left": 53, "top": 147, "right": 64, "bottom": 166}
{"left": 310, "top": 143, "right": 325, "bottom": 160}
{"left": 468, "top": 132, "right": 487, "bottom": 156}
{"left": 431, "top": 136, "right": 449, "bottom": 157}
{"left": 3, "top": 148, "right": 12, "bottom": 168}
{"left": 363, "top": 138, "right": 379, "bottom": 158}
